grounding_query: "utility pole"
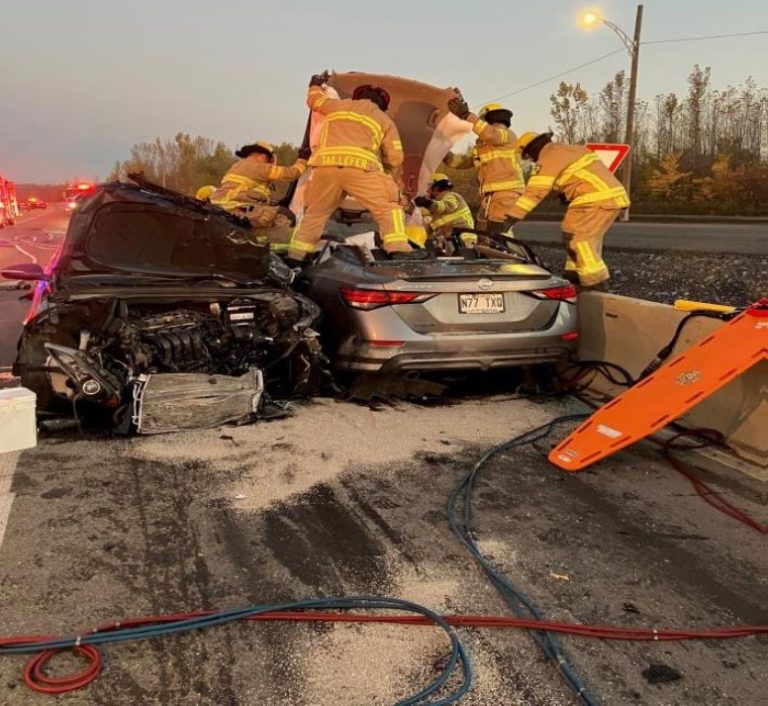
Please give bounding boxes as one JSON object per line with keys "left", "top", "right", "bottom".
{"left": 621, "top": 4, "right": 644, "bottom": 222}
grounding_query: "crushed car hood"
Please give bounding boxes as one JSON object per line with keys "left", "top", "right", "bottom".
{"left": 56, "top": 183, "right": 271, "bottom": 288}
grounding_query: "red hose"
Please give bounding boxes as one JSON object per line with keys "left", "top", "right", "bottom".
{"left": 7, "top": 609, "right": 767, "bottom": 694}
{"left": 573, "top": 392, "right": 767, "bottom": 534}
{"left": 22, "top": 645, "right": 101, "bottom": 694}
{"left": 661, "top": 431, "right": 768, "bottom": 534}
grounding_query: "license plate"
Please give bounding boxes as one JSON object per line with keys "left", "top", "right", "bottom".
{"left": 458, "top": 293, "right": 505, "bottom": 314}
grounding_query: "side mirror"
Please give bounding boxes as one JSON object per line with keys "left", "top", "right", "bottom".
{"left": 1, "top": 263, "right": 49, "bottom": 282}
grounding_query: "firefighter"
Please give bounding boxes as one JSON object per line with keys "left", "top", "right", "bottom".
{"left": 211, "top": 141, "right": 310, "bottom": 251}
{"left": 443, "top": 95, "right": 525, "bottom": 239}
{"left": 287, "top": 73, "right": 413, "bottom": 263}
{"left": 413, "top": 173, "right": 476, "bottom": 253}
{"left": 505, "top": 132, "right": 630, "bottom": 288}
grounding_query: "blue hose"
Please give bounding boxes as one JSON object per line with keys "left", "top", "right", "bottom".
{"left": 3, "top": 413, "right": 594, "bottom": 705}
{"left": 448, "top": 413, "right": 599, "bottom": 706}
{"left": 0, "top": 596, "right": 472, "bottom": 706}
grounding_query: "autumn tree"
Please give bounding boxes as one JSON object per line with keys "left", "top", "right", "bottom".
{"left": 110, "top": 133, "right": 235, "bottom": 193}
{"left": 599, "top": 71, "right": 627, "bottom": 143}
{"left": 647, "top": 153, "right": 692, "bottom": 202}
{"left": 685, "top": 65, "right": 711, "bottom": 170}
{"left": 549, "top": 81, "right": 590, "bottom": 143}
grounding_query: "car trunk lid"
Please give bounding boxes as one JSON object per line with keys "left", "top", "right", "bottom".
{"left": 373, "top": 259, "right": 570, "bottom": 334}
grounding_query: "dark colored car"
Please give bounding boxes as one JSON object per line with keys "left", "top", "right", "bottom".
{"left": 2, "top": 183, "right": 325, "bottom": 431}
{"left": 26, "top": 198, "right": 47, "bottom": 209}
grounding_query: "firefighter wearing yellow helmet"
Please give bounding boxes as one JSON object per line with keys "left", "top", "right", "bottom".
{"left": 413, "top": 173, "right": 476, "bottom": 253}
{"left": 211, "top": 140, "right": 311, "bottom": 251}
{"left": 443, "top": 94, "right": 525, "bottom": 238}
{"left": 506, "top": 131, "right": 630, "bottom": 288}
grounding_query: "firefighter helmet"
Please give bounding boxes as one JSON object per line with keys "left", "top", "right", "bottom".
{"left": 352, "top": 84, "right": 391, "bottom": 111}
{"left": 195, "top": 185, "right": 216, "bottom": 201}
{"left": 517, "top": 131, "right": 553, "bottom": 160}
{"left": 517, "top": 132, "right": 539, "bottom": 151}
{"left": 406, "top": 224, "right": 428, "bottom": 248}
{"left": 430, "top": 173, "right": 453, "bottom": 190}
{"left": 235, "top": 140, "right": 276, "bottom": 161}
{"left": 479, "top": 103, "right": 513, "bottom": 126}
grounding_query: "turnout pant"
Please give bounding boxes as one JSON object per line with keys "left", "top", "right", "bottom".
{"left": 479, "top": 189, "right": 523, "bottom": 232}
{"left": 561, "top": 206, "right": 621, "bottom": 287}
{"left": 289, "top": 167, "right": 411, "bottom": 260}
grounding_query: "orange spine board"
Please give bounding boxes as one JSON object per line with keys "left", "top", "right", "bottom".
{"left": 550, "top": 302, "right": 768, "bottom": 472}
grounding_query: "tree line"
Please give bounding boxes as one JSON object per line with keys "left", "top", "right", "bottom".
{"left": 548, "top": 65, "right": 767, "bottom": 215}
{"left": 109, "top": 65, "right": 767, "bottom": 216}
{"left": 108, "top": 134, "right": 298, "bottom": 195}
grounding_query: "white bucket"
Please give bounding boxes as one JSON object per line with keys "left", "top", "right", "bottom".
{"left": 0, "top": 388, "right": 37, "bottom": 454}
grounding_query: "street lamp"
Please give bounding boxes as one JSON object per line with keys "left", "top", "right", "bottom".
{"left": 580, "top": 5, "right": 644, "bottom": 221}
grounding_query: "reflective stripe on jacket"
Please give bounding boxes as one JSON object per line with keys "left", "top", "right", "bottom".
{"left": 425, "top": 191, "right": 475, "bottom": 235}
{"left": 307, "top": 86, "right": 404, "bottom": 172}
{"left": 211, "top": 157, "right": 307, "bottom": 209}
{"left": 443, "top": 117, "right": 525, "bottom": 195}
{"left": 508, "top": 143, "right": 630, "bottom": 219}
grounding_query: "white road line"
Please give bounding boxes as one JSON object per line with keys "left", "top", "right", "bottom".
{"left": 0, "top": 452, "right": 19, "bottom": 552}
{"left": 13, "top": 244, "right": 38, "bottom": 264}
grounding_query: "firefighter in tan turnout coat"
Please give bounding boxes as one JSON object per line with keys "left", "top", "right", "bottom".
{"left": 211, "top": 141, "right": 309, "bottom": 252}
{"left": 443, "top": 98, "right": 525, "bottom": 238}
{"left": 506, "top": 132, "right": 630, "bottom": 288}
{"left": 288, "top": 73, "right": 413, "bottom": 262}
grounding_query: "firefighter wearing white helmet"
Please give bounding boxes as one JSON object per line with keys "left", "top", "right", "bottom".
{"left": 443, "top": 95, "right": 525, "bottom": 238}
{"left": 211, "top": 140, "right": 310, "bottom": 251}
{"left": 413, "top": 173, "right": 476, "bottom": 252}
{"left": 506, "top": 131, "right": 630, "bottom": 288}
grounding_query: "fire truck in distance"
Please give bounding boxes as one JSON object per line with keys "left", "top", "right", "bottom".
{"left": 64, "top": 182, "right": 96, "bottom": 211}
{"left": 0, "top": 175, "right": 19, "bottom": 228}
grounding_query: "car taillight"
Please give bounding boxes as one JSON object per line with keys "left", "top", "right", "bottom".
{"left": 340, "top": 287, "right": 434, "bottom": 310}
{"left": 530, "top": 285, "right": 578, "bottom": 303}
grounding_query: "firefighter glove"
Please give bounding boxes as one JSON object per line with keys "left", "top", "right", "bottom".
{"left": 413, "top": 196, "right": 433, "bottom": 208}
{"left": 297, "top": 146, "right": 312, "bottom": 160}
{"left": 448, "top": 94, "right": 470, "bottom": 120}
{"left": 558, "top": 193, "right": 571, "bottom": 206}
{"left": 309, "top": 72, "right": 329, "bottom": 86}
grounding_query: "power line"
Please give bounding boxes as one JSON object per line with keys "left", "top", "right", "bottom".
{"left": 477, "top": 29, "right": 768, "bottom": 105}
{"left": 477, "top": 48, "right": 625, "bottom": 105}
{"left": 643, "top": 29, "right": 768, "bottom": 45}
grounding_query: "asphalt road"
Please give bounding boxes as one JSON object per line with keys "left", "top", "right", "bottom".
{"left": 0, "top": 396, "right": 765, "bottom": 705}
{"left": 516, "top": 220, "right": 768, "bottom": 255}
{"left": 0, "top": 206, "right": 69, "bottom": 368}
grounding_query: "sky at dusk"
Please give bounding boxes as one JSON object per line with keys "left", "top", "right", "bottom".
{"left": 1, "top": 0, "right": 766, "bottom": 182}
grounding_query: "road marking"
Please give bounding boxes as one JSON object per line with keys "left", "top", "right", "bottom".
{"left": 13, "top": 243, "right": 37, "bottom": 264}
{"left": 0, "top": 452, "right": 18, "bottom": 552}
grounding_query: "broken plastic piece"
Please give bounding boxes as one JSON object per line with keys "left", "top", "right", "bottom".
{"left": 133, "top": 368, "right": 264, "bottom": 434}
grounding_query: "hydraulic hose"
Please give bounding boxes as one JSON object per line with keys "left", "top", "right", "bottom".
{"left": 3, "top": 417, "right": 765, "bottom": 701}
{"left": 448, "top": 414, "right": 599, "bottom": 705}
